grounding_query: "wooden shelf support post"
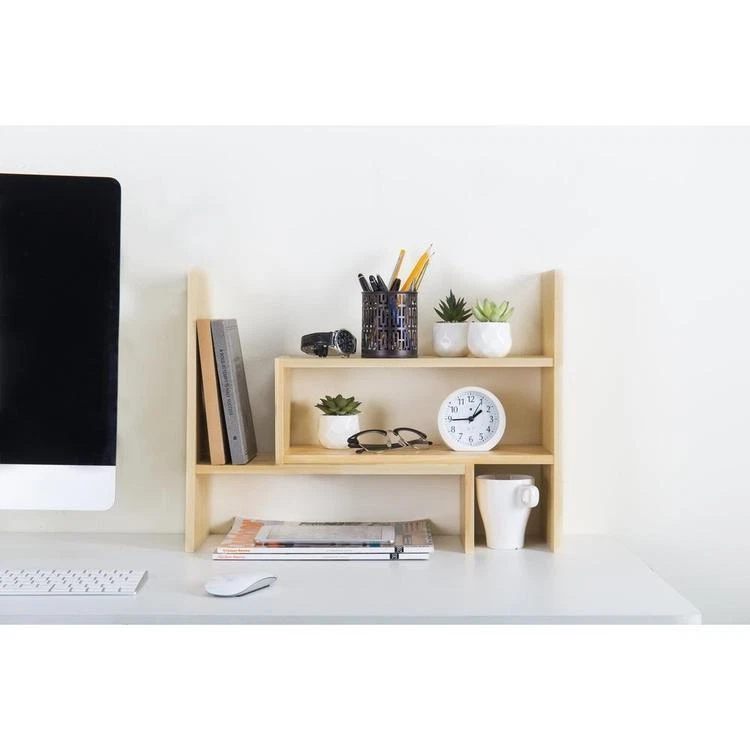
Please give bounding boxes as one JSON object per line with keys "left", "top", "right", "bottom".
{"left": 461, "top": 464, "right": 475, "bottom": 553}
{"left": 274, "top": 359, "right": 291, "bottom": 463}
{"left": 186, "top": 268, "right": 212, "bottom": 552}
{"left": 540, "top": 269, "right": 562, "bottom": 551}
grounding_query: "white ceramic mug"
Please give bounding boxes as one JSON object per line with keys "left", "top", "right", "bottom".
{"left": 476, "top": 474, "right": 540, "bottom": 550}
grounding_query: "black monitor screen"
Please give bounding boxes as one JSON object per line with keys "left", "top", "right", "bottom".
{"left": 0, "top": 174, "right": 120, "bottom": 466}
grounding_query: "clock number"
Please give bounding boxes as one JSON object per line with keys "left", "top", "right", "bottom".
{"left": 450, "top": 426, "right": 455, "bottom": 433}
{"left": 458, "top": 397, "right": 465, "bottom": 405}
{"left": 458, "top": 433, "right": 463, "bottom": 440}
{"left": 469, "top": 436, "right": 473, "bottom": 444}
{"left": 468, "top": 395, "right": 475, "bottom": 403}
{"left": 450, "top": 406, "right": 458, "bottom": 413}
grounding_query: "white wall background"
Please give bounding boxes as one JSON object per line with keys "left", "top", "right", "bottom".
{"left": 0, "top": 127, "right": 748, "bottom": 622}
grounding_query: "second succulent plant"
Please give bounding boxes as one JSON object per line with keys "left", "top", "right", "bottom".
{"left": 472, "top": 298, "right": 514, "bottom": 323}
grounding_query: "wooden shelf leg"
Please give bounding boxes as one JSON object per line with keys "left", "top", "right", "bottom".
{"left": 185, "top": 475, "right": 210, "bottom": 552}
{"left": 460, "top": 464, "right": 475, "bottom": 553}
{"left": 542, "top": 464, "right": 561, "bottom": 552}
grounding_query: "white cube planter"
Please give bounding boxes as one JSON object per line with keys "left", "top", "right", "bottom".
{"left": 476, "top": 474, "right": 540, "bottom": 550}
{"left": 432, "top": 322, "right": 469, "bottom": 357}
{"left": 468, "top": 321, "right": 512, "bottom": 357}
{"left": 318, "top": 414, "right": 360, "bottom": 450}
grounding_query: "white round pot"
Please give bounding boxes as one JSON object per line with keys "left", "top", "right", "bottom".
{"left": 468, "top": 321, "right": 512, "bottom": 357}
{"left": 318, "top": 414, "right": 360, "bottom": 449}
{"left": 432, "top": 322, "right": 469, "bottom": 357}
{"left": 476, "top": 474, "right": 539, "bottom": 550}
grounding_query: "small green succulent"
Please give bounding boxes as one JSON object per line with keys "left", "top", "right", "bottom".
{"left": 434, "top": 290, "right": 472, "bottom": 323}
{"left": 472, "top": 298, "right": 514, "bottom": 323}
{"left": 315, "top": 394, "right": 362, "bottom": 416}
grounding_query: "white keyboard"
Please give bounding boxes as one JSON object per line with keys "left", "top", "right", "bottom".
{"left": 0, "top": 569, "right": 147, "bottom": 595}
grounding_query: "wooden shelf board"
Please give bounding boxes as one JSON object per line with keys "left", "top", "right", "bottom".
{"left": 277, "top": 355, "right": 553, "bottom": 369}
{"left": 196, "top": 455, "right": 464, "bottom": 475}
{"left": 283, "top": 444, "right": 554, "bottom": 465}
{"left": 196, "top": 454, "right": 276, "bottom": 474}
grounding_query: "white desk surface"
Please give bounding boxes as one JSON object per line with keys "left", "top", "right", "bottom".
{"left": 0, "top": 533, "right": 700, "bottom": 624}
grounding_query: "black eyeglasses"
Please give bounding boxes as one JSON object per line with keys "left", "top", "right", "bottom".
{"left": 347, "top": 427, "right": 433, "bottom": 454}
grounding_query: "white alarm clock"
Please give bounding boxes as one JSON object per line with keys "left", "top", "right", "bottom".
{"left": 437, "top": 386, "right": 506, "bottom": 451}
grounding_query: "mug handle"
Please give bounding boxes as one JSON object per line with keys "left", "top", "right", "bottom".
{"left": 517, "top": 485, "right": 540, "bottom": 508}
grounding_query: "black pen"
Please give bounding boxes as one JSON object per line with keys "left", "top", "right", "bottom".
{"left": 358, "top": 273, "right": 371, "bottom": 292}
{"left": 376, "top": 274, "right": 388, "bottom": 293}
{"left": 369, "top": 275, "right": 379, "bottom": 293}
{"left": 389, "top": 278, "right": 401, "bottom": 292}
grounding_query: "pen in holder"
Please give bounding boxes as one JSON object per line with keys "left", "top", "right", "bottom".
{"left": 361, "top": 291, "right": 418, "bottom": 358}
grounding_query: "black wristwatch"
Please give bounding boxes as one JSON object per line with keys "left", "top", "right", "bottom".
{"left": 300, "top": 329, "right": 357, "bottom": 357}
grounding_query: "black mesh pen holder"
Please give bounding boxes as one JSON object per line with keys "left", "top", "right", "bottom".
{"left": 361, "top": 291, "right": 418, "bottom": 358}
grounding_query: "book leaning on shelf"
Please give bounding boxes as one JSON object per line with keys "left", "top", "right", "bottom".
{"left": 213, "top": 518, "right": 434, "bottom": 561}
{"left": 196, "top": 319, "right": 228, "bottom": 464}
{"left": 196, "top": 318, "right": 258, "bottom": 465}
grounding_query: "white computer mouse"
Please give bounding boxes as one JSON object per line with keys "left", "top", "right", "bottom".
{"left": 205, "top": 573, "right": 277, "bottom": 597}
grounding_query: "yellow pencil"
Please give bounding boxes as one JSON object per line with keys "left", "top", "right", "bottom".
{"left": 389, "top": 249, "right": 406, "bottom": 287}
{"left": 402, "top": 245, "right": 432, "bottom": 291}
{"left": 413, "top": 252, "right": 434, "bottom": 291}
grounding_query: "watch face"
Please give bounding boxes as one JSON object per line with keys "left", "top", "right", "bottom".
{"left": 333, "top": 329, "right": 357, "bottom": 355}
{"left": 438, "top": 387, "right": 505, "bottom": 451}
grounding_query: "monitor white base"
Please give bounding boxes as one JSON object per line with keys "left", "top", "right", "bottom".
{"left": 0, "top": 465, "right": 116, "bottom": 510}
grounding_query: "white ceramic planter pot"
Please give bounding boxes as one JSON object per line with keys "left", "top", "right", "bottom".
{"left": 432, "top": 322, "right": 469, "bottom": 357}
{"left": 318, "top": 414, "right": 360, "bottom": 449}
{"left": 468, "top": 321, "right": 512, "bottom": 357}
{"left": 476, "top": 474, "right": 540, "bottom": 550}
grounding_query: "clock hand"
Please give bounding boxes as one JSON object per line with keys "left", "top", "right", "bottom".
{"left": 450, "top": 417, "right": 473, "bottom": 422}
{"left": 468, "top": 409, "right": 483, "bottom": 422}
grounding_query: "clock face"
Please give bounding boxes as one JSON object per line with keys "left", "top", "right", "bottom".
{"left": 437, "top": 386, "right": 506, "bottom": 451}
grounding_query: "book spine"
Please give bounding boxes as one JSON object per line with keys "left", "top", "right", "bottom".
{"left": 394, "top": 546, "right": 434, "bottom": 554}
{"left": 217, "top": 546, "right": 397, "bottom": 555}
{"left": 213, "top": 553, "right": 395, "bottom": 561}
{"left": 211, "top": 320, "right": 247, "bottom": 464}
{"left": 226, "top": 324, "right": 258, "bottom": 462}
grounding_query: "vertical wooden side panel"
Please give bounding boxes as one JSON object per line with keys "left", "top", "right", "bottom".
{"left": 186, "top": 269, "right": 212, "bottom": 552}
{"left": 283, "top": 369, "right": 292, "bottom": 461}
{"left": 274, "top": 359, "right": 288, "bottom": 463}
{"left": 460, "top": 464, "right": 475, "bottom": 552}
{"left": 540, "top": 270, "right": 562, "bottom": 551}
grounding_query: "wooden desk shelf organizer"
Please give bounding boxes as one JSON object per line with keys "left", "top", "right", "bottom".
{"left": 185, "top": 269, "right": 561, "bottom": 554}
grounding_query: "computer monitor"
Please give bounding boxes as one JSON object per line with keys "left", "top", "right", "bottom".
{"left": 0, "top": 173, "right": 121, "bottom": 510}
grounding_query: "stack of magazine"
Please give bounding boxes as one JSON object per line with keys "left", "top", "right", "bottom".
{"left": 213, "top": 518, "right": 434, "bottom": 561}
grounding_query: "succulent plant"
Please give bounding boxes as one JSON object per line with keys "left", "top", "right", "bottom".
{"left": 434, "top": 290, "right": 472, "bottom": 323}
{"left": 472, "top": 298, "right": 514, "bottom": 323}
{"left": 315, "top": 394, "right": 362, "bottom": 416}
